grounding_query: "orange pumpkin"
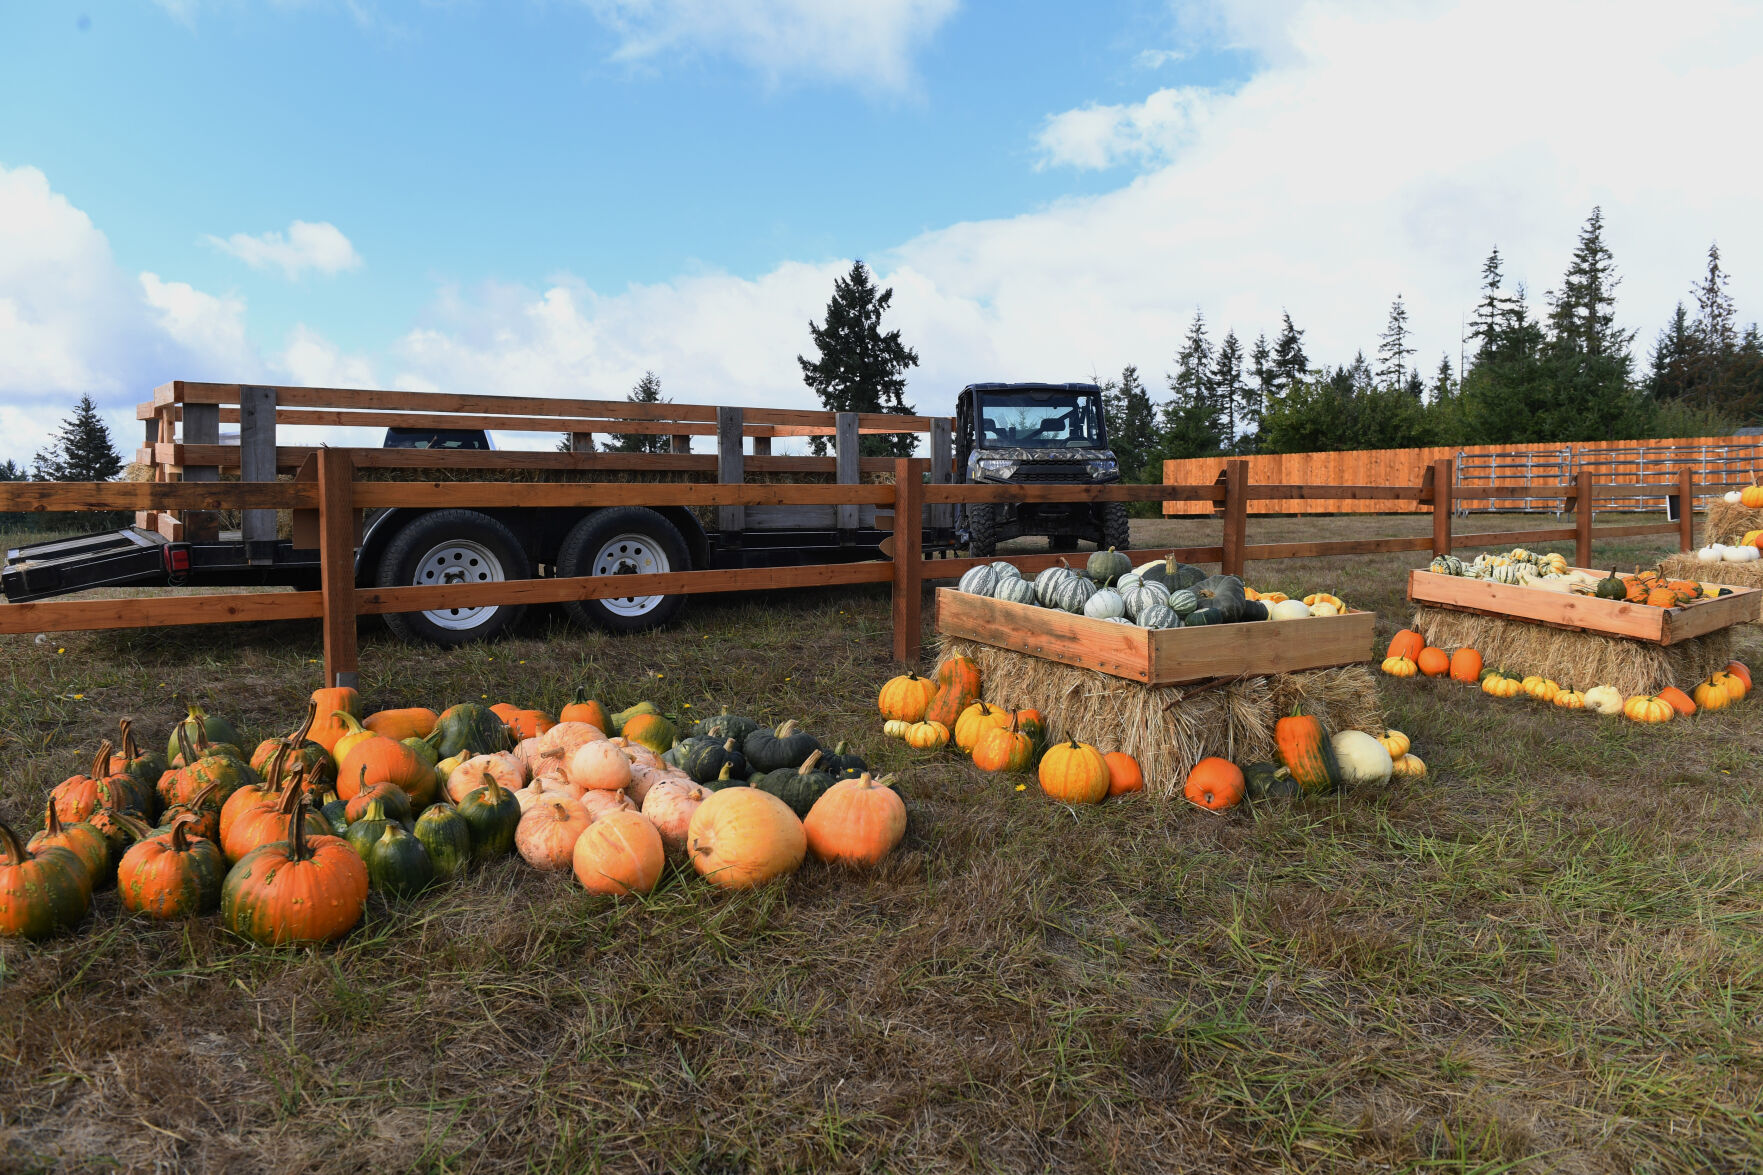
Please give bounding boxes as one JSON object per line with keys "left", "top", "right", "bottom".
{"left": 222, "top": 773, "right": 330, "bottom": 863}
{"left": 1692, "top": 679, "right": 1730, "bottom": 711}
{"left": 1037, "top": 740, "right": 1109, "bottom": 805}
{"left": 1386, "top": 629, "right": 1425, "bottom": 662}
{"left": 971, "top": 717, "right": 1035, "bottom": 773}
{"left": 1416, "top": 647, "right": 1451, "bottom": 677}
{"left": 803, "top": 773, "right": 906, "bottom": 866}
{"left": 923, "top": 683, "right": 976, "bottom": 729}
{"left": 1103, "top": 751, "right": 1144, "bottom": 796}
{"left": 516, "top": 796, "right": 595, "bottom": 873}
{"left": 362, "top": 707, "right": 438, "bottom": 741}
{"left": 336, "top": 736, "right": 437, "bottom": 808}
{"left": 568, "top": 740, "right": 633, "bottom": 792}
{"left": 1184, "top": 758, "right": 1245, "bottom": 810}
{"left": 1381, "top": 656, "right": 1418, "bottom": 678}
{"left": 28, "top": 802, "right": 110, "bottom": 888}
{"left": 116, "top": 813, "right": 225, "bottom": 920}
{"left": 573, "top": 810, "right": 666, "bottom": 896}
{"left": 878, "top": 671, "right": 938, "bottom": 723}
{"left": 1741, "top": 485, "right": 1763, "bottom": 508}
{"left": 1710, "top": 670, "right": 1748, "bottom": 702}
{"left": 220, "top": 800, "right": 367, "bottom": 945}
{"left": 641, "top": 779, "right": 710, "bottom": 858}
{"left": 49, "top": 740, "right": 121, "bottom": 825}
{"left": 504, "top": 709, "right": 557, "bottom": 741}
{"left": 935, "top": 655, "right": 982, "bottom": 697}
{"left": 619, "top": 712, "right": 675, "bottom": 754}
{"left": 1658, "top": 686, "right": 1697, "bottom": 717}
{"left": 687, "top": 787, "right": 805, "bottom": 889}
{"left": 1724, "top": 661, "right": 1752, "bottom": 691}
{"left": 559, "top": 693, "right": 612, "bottom": 731}
{"left": 954, "top": 702, "right": 1012, "bottom": 752}
{"left": 1449, "top": 647, "right": 1483, "bottom": 684}
{"left": 307, "top": 686, "right": 363, "bottom": 752}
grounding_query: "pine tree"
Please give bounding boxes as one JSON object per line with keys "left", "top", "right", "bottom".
{"left": 1647, "top": 303, "right": 1698, "bottom": 403}
{"left": 1431, "top": 354, "right": 1455, "bottom": 401}
{"left": 1101, "top": 365, "right": 1157, "bottom": 481}
{"left": 1152, "top": 311, "right": 1226, "bottom": 460}
{"left": 1691, "top": 242, "right": 1737, "bottom": 356}
{"left": 0, "top": 459, "right": 22, "bottom": 480}
{"left": 1270, "top": 312, "right": 1309, "bottom": 392}
{"left": 1539, "top": 208, "right": 1644, "bottom": 439}
{"left": 1211, "top": 329, "right": 1246, "bottom": 446}
{"left": 1376, "top": 295, "right": 1415, "bottom": 391}
{"left": 797, "top": 260, "right": 920, "bottom": 457}
{"left": 1546, "top": 208, "right": 1632, "bottom": 360}
{"left": 602, "top": 371, "right": 672, "bottom": 454}
{"left": 1468, "top": 247, "right": 1510, "bottom": 363}
{"left": 1243, "top": 332, "right": 1273, "bottom": 444}
{"left": 32, "top": 394, "right": 122, "bottom": 482}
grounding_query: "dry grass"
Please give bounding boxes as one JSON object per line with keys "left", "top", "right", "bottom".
{"left": 2, "top": 514, "right": 1761, "bottom": 1173}
{"left": 1702, "top": 500, "right": 1763, "bottom": 546}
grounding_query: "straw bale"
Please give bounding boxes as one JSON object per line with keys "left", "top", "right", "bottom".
{"left": 1411, "top": 604, "right": 1734, "bottom": 696}
{"left": 1658, "top": 553, "right": 1763, "bottom": 621}
{"left": 1702, "top": 500, "right": 1763, "bottom": 546}
{"left": 939, "top": 637, "right": 1383, "bottom": 798}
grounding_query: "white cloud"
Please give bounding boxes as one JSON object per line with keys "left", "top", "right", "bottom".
{"left": 583, "top": 0, "right": 959, "bottom": 91}
{"left": 139, "top": 273, "right": 258, "bottom": 376}
{"left": 207, "top": 220, "right": 362, "bottom": 279}
{"left": 1035, "top": 87, "right": 1216, "bottom": 171}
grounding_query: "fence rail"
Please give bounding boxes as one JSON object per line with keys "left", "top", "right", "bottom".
{"left": 0, "top": 458, "right": 1720, "bottom": 684}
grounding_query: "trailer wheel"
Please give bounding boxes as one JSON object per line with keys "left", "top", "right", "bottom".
{"left": 376, "top": 511, "right": 530, "bottom": 646}
{"left": 557, "top": 508, "right": 690, "bottom": 634}
{"left": 1101, "top": 502, "right": 1132, "bottom": 552}
{"left": 967, "top": 503, "right": 997, "bottom": 557}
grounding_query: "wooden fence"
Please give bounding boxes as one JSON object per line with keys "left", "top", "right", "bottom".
{"left": 1162, "top": 435, "right": 1761, "bottom": 515}
{"left": 2, "top": 457, "right": 1738, "bottom": 688}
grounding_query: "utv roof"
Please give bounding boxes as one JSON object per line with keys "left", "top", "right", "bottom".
{"left": 962, "top": 382, "right": 1102, "bottom": 393}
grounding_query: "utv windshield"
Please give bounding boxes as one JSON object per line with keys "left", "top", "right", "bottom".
{"left": 976, "top": 392, "right": 1102, "bottom": 449}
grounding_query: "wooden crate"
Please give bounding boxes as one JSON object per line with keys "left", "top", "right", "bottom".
{"left": 1406, "top": 567, "right": 1759, "bottom": 645}
{"left": 934, "top": 588, "right": 1377, "bottom": 685}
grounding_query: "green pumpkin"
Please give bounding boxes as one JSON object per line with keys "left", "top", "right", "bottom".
{"left": 694, "top": 710, "right": 761, "bottom": 742}
{"left": 342, "top": 797, "right": 413, "bottom": 862}
{"left": 317, "top": 790, "right": 351, "bottom": 838}
{"left": 753, "top": 750, "right": 837, "bottom": 818}
{"left": 413, "top": 803, "right": 473, "bottom": 882}
{"left": 1049, "top": 575, "right": 1097, "bottom": 614}
{"left": 0, "top": 823, "right": 91, "bottom": 940}
{"left": 401, "top": 736, "right": 441, "bottom": 771}
{"left": 1191, "top": 575, "right": 1248, "bottom": 622}
{"left": 428, "top": 704, "right": 510, "bottom": 760}
{"left": 364, "top": 824, "right": 434, "bottom": 897}
{"left": 1136, "top": 603, "right": 1180, "bottom": 629}
{"left": 958, "top": 564, "right": 1001, "bottom": 596}
{"left": 678, "top": 736, "right": 747, "bottom": 785}
{"left": 992, "top": 576, "right": 1038, "bottom": 606}
{"left": 1241, "top": 761, "right": 1295, "bottom": 800}
{"left": 820, "top": 740, "right": 867, "bottom": 777}
{"left": 1183, "top": 608, "right": 1220, "bottom": 626}
{"left": 1594, "top": 569, "right": 1627, "bottom": 600}
{"left": 743, "top": 719, "right": 821, "bottom": 774}
{"left": 609, "top": 701, "right": 659, "bottom": 735}
{"left": 457, "top": 779, "right": 520, "bottom": 861}
{"left": 1165, "top": 588, "right": 1199, "bottom": 616}
{"left": 1240, "top": 600, "right": 1270, "bottom": 622}
{"left": 1135, "top": 556, "right": 1207, "bottom": 590}
{"left": 166, "top": 705, "right": 243, "bottom": 764}
{"left": 1086, "top": 546, "right": 1133, "bottom": 585}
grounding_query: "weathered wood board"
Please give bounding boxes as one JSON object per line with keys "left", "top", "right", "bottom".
{"left": 1406, "top": 567, "right": 1759, "bottom": 646}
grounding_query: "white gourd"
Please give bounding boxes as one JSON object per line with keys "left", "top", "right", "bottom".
{"left": 1083, "top": 589, "right": 1126, "bottom": 620}
{"left": 1330, "top": 731, "right": 1393, "bottom": 789}
{"left": 993, "top": 576, "right": 1038, "bottom": 605}
{"left": 1121, "top": 581, "right": 1170, "bottom": 619}
{"left": 1270, "top": 599, "right": 1311, "bottom": 621}
{"left": 991, "top": 561, "right": 1022, "bottom": 579}
{"left": 958, "top": 565, "right": 999, "bottom": 596}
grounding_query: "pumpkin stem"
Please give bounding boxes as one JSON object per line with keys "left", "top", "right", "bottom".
{"left": 717, "top": 762, "right": 733, "bottom": 781}
{"left": 332, "top": 710, "right": 367, "bottom": 735}
{"left": 288, "top": 795, "right": 312, "bottom": 863}
{"left": 43, "top": 799, "right": 64, "bottom": 836}
{"left": 168, "top": 812, "right": 198, "bottom": 852}
{"left": 176, "top": 724, "right": 196, "bottom": 767}
{"left": 185, "top": 782, "right": 220, "bottom": 812}
{"left": 276, "top": 764, "right": 307, "bottom": 812}
{"left": 110, "top": 811, "right": 154, "bottom": 840}
{"left": 774, "top": 719, "right": 800, "bottom": 738}
{"left": 796, "top": 749, "right": 824, "bottom": 776}
{"left": 118, "top": 718, "right": 138, "bottom": 761}
{"left": 90, "top": 739, "right": 114, "bottom": 782}
{"left": 0, "top": 820, "right": 27, "bottom": 866}
{"left": 291, "top": 699, "right": 317, "bottom": 746}
{"left": 480, "top": 771, "right": 503, "bottom": 801}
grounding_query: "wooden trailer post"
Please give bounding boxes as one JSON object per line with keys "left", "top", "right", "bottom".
{"left": 717, "top": 407, "right": 744, "bottom": 538}
{"left": 136, "top": 412, "right": 160, "bottom": 530}
{"left": 1432, "top": 458, "right": 1454, "bottom": 557}
{"left": 1221, "top": 460, "right": 1248, "bottom": 577}
{"left": 670, "top": 434, "right": 691, "bottom": 455}
{"left": 891, "top": 459, "right": 923, "bottom": 664}
{"left": 836, "top": 412, "right": 859, "bottom": 543}
{"left": 317, "top": 448, "right": 359, "bottom": 689}
{"left": 239, "top": 386, "right": 277, "bottom": 563}
{"left": 181, "top": 397, "right": 221, "bottom": 543}
{"left": 929, "top": 418, "right": 952, "bottom": 532}
{"left": 1678, "top": 466, "right": 1695, "bottom": 552}
{"left": 1575, "top": 469, "right": 1594, "bottom": 569}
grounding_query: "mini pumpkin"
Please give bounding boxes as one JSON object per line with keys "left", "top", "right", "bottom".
{"left": 903, "top": 721, "right": 951, "bottom": 750}
{"left": 1657, "top": 686, "right": 1696, "bottom": 717}
{"left": 1037, "top": 740, "right": 1109, "bottom": 805}
{"left": 1623, "top": 695, "right": 1674, "bottom": 724}
{"left": 1521, "top": 676, "right": 1560, "bottom": 702}
{"left": 1709, "top": 670, "right": 1748, "bottom": 702}
{"left": 1381, "top": 656, "right": 1418, "bottom": 678}
{"left": 1390, "top": 754, "right": 1427, "bottom": 779}
{"left": 1375, "top": 730, "right": 1411, "bottom": 760}
{"left": 1692, "top": 679, "right": 1731, "bottom": 711}
{"left": 1553, "top": 689, "right": 1587, "bottom": 710}
{"left": 1103, "top": 751, "right": 1143, "bottom": 796}
{"left": 1449, "top": 648, "right": 1483, "bottom": 683}
{"left": 1416, "top": 647, "right": 1450, "bottom": 677}
{"left": 1184, "top": 758, "right": 1245, "bottom": 810}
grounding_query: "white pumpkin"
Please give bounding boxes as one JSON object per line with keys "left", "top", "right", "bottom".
{"left": 1583, "top": 685, "right": 1624, "bottom": 715}
{"left": 1115, "top": 572, "right": 1142, "bottom": 594}
{"left": 1725, "top": 490, "right": 1744, "bottom": 504}
{"left": 1722, "top": 544, "right": 1757, "bottom": 562}
{"left": 1083, "top": 589, "right": 1127, "bottom": 620}
{"left": 1330, "top": 730, "right": 1393, "bottom": 789}
{"left": 1698, "top": 545, "right": 1723, "bottom": 562}
{"left": 1270, "top": 599, "right": 1312, "bottom": 621}
{"left": 1307, "top": 601, "right": 1340, "bottom": 617}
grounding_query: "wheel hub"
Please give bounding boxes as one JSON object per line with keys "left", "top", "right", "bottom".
{"left": 413, "top": 539, "right": 505, "bottom": 631}
{"left": 592, "top": 533, "right": 669, "bottom": 617}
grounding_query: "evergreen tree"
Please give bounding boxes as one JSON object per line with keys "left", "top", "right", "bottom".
{"left": 1152, "top": 311, "right": 1226, "bottom": 460}
{"left": 1468, "top": 247, "right": 1510, "bottom": 363}
{"left": 1458, "top": 285, "right": 1555, "bottom": 443}
{"left": 602, "top": 371, "right": 672, "bottom": 454}
{"left": 1243, "top": 331, "right": 1273, "bottom": 445}
{"left": 1431, "top": 354, "right": 1456, "bottom": 401}
{"left": 0, "top": 459, "right": 22, "bottom": 480}
{"left": 1691, "top": 242, "right": 1737, "bottom": 356}
{"left": 1270, "top": 312, "right": 1310, "bottom": 392}
{"left": 32, "top": 394, "right": 122, "bottom": 482}
{"left": 797, "top": 260, "right": 920, "bottom": 457}
{"left": 1647, "top": 303, "right": 1698, "bottom": 403}
{"left": 1539, "top": 208, "right": 1646, "bottom": 440}
{"left": 1211, "top": 329, "right": 1246, "bottom": 446}
{"left": 1101, "top": 364, "right": 1157, "bottom": 482}
{"left": 1376, "top": 295, "right": 1416, "bottom": 391}
{"left": 1546, "top": 208, "right": 1629, "bottom": 358}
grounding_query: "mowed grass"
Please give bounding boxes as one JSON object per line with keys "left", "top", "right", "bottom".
{"left": 1, "top": 514, "right": 1760, "bottom": 1174}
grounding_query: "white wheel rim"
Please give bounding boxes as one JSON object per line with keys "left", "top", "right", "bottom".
{"left": 413, "top": 539, "right": 506, "bottom": 630}
{"left": 592, "top": 532, "right": 670, "bottom": 617}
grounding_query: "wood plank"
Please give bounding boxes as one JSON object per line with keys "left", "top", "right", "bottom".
{"left": 1450, "top": 527, "right": 1580, "bottom": 548}
{"left": 1433, "top": 458, "right": 1452, "bottom": 556}
{"left": 1221, "top": 461, "right": 1248, "bottom": 576}
{"left": 1408, "top": 569, "right": 1668, "bottom": 641}
{"left": 350, "top": 481, "right": 895, "bottom": 510}
{"left": 1243, "top": 484, "right": 1428, "bottom": 500}
{"left": 0, "top": 590, "right": 322, "bottom": 634}
{"left": 1659, "top": 582, "right": 1762, "bottom": 643}
{"left": 1243, "top": 536, "right": 1435, "bottom": 560}
{"left": 923, "top": 483, "right": 1226, "bottom": 504}
{"left": 239, "top": 385, "right": 277, "bottom": 554}
{"left": 1575, "top": 470, "right": 1593, "bottom": 568}
{"left": 929, "top": 418, "right": 953, "bottom": 531}
{"left": 181, "top": 401, "right": 220, "bottom": 543}
{"left": 893, "top": 459, "right": 924, "bottom": 663}
{"left": 274, "top": 408, "right": 721, "bottom": 436}
{"left": 921, "top": 547, "right": 1225, "bottom": 583}
{"left": 0, "top": 482, "right": 317, "bottom": 511}
{"left": 154, "top": 513, "right": 184, "bottom": 542}
{"left": 317, "top": 450, "right": 359, "bottom": 688}
{"left": 835, "top": 413, "right": 859, "bottom": 533}
{"left": 1678, "top": 467, "right": 1694, "bottom": 553}
{"left": 356, "top": 560, "right": 891, "bottom": 614}
{"left": 716, "top": 406, "right": 744, "bottom": 533}
{"left": 156, "top": 443, "right": 895, "bottom": 477}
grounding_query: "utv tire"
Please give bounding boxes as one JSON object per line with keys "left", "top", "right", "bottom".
{"left": 1101, "top": 502, "right": 1132, "bottom": 552}
{"left": 557, "top": 507, "right": 690, "bottom": 634}
{"left": 1048, "top": 534, "right": 1078, "bottom": 552}
{"left": 967, "top": 503, "right": 997, "bottom": 558}
{"left": 377, "top": 510, "right": 530, "bottom": 647}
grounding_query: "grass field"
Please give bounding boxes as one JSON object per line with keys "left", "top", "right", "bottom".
{"left": 2, "top": 514, "right": 1760, "bottom": 1173}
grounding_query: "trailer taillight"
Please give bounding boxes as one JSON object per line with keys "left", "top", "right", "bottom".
{"left": 164, "top": 545, "right": 191, "bottom": 574}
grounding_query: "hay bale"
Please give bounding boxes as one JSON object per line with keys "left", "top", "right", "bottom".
{"left": 1658, "top": 553, "right": 1763, "bottom": 621}
{"left": 1411, "top": 604, "right": 1735, "bottom": 696}
{"left": 939, "top": 637, "right": 1383, "bottom": 798}
{"left": 1702, "top": 500, "right": 1763, "bottom": 546}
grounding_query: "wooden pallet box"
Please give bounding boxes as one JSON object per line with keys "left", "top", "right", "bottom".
{"left": 934, "top": 588, "right": 1377, "bottom": 685}
{"left": 1406, "top": 568, "right": 1759, "bottom": 646}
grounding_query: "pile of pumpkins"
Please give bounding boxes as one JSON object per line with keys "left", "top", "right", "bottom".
{"left": 1722, "top": 486, "right": 1763, "bottom": 507}
{"left": 1381, "top": 628, "right": 1754, "bottom": 724}
{"left": 957, "top": 550, "right": 1348, "bottom": 627}
{"left": 0, "top": 692, "right": 903, "bottom": 943}
{"left": 1180, "top": 714, "right": 1423, "bottom": 812}
{"left": 1696, "top": 529, "right": 1763, "bottom": 564}
{"left": 877, "top": 657, "right": 1144, "bottom": 802}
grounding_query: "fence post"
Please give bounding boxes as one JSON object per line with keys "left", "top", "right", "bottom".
{"left": 928, "top": 418, "right": 952, "bottom": 533}
{"left": 716, "top": 407, "right": 744, "bottom": 536}
{"left": 1432, "top": 458, "right": 1453, "bottom": 556}
{"left": 317, "top": 448, "right": 359, "bottom": 690}
{"left": 1575, "top": 469, "right": 1593, "bottom": 568}
{"left": 182, "top": 399, "right": 220, "bottom": 543}
{"left": 239, "top": 385, "right": 277, "bottom": 563}
{"left": 835, "top": 412, "right": 860, "bottom": 540}
{"left": 1221, "top": 460, "right": 1247, "bottom": 577}
{"left": 891, "top": 458, "right": 923, "bottom": 665}
{"left": 1678, "top": 466, "right": 1695, "bottom": 552}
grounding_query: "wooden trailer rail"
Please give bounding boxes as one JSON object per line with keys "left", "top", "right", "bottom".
{"left": 0, "top": 457, "right": 1717, "bottom": 684}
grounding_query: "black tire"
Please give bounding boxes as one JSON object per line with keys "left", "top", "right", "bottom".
{"left": 967, "top": 503, "right": 997, "bottom": 557}
{"left": 1101, "top": 502, "right": 1132, "bottom": 552}
{"left": 557, "top": 507, "right": 690, "bottom": 634}
{"left": 376, "top": 510, "right": 530, "bottom": 647}
{"left": 1048, "top": 534, "right": 1078, "bottom": 552}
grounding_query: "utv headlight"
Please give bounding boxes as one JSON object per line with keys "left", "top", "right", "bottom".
{"left": 976, "top": 459, "right": 1019, "bottom": 480}
{"left": 1086, "top": 459, "right": 1120, "bottom": 480}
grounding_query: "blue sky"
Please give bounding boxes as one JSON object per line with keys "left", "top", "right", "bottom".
{"left": 0, "top": 1, "right": 1758, "bottom": 463}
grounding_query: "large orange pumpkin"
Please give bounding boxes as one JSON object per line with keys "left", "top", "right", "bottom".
{"left": 1184, "top": 758, "right": 1245, "bottom": 810}
{"left": 49, "top": 740, "right": 121, "bottom": 825}
{"left": 878, "top": 671, "right": 938, "bottom": 723}
{"left": 27, "top": 802, "right": 110, "bottom": 888}
{"left": 116, "top": 814, "right": 226, "bottom": 920}
{"left": 516, "top": 796, "right": 595, "bottom": 873}
{"left": 972, "top": 719, "right": 1035, "bottom": 773}
{"left": 307, "top": 686, "right": 363, "bottom": 752}
{"left": 1723, "top": 661, "right": 1752, "bottom": 691}
{"left": 1037, "top": 740, "right": 1109, "bottom": 805}
{"left": 573, "top": 810, "right": 665, "bottom": 895}
{"left": 336, "top": 736, "right": 436, "bottom": 808}
{"left": 1416, "top": 647, "right": 1451, "bottom": 678}
{"left": 1449, "top": 647, "right": 1483, "bottom": 683}
{"left": 1103, "top": 751, "right": 1144, "bottom": 796}
{"left": 1658, "top": 686, "right": 1697, "bottom": 717}
{"left": 0, "top": 820, "right": 91, "bottom": 939}
{"left": 954, "top": 702, "right": 1011, "bottom": 753}
{"left": 803, "top": 774, "right": 906, "bottom": 866}
{"left": 362, "top": 707, "right": 438, "bottom": 741}
{"left": 1386, "top": 629, "right": 1425, "bottom": 662}
{"left": 559, "top": 692, "right": 611, "bottom": 732}
{"left": 222, "top": 773, "right": 330, "bottom": 863}
{"left": 569, "top": 740, "right": 633, "bottom": 792}
{"left": 220, "top": 801, "right": 367, "bottom": 945}
{"left": 687, "top": 787, "right": 805, "bottom": 889}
